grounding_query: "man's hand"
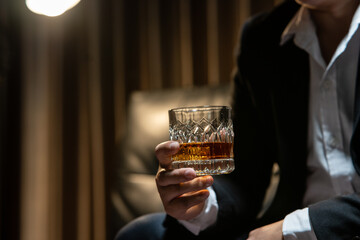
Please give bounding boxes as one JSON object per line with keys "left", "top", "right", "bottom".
{"left": 247, "top": 220, "right": 284, "bottom": 240}
{"left": 155, "top": 141, "right": 214, "bottom": 220}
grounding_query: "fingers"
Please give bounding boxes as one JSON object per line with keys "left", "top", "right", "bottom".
{"left": 155, "top": 141, "right": 180, "bottom": 169}
{"left": 156, "top": 168, "right": 196, "bottom": 186}
{"left": 157, "top": 174, "right": 214, "bottom": 203}
{"left": 167, "top": 190, "right": 210, "bottom": 220}
{"left": 155, "top": 166, "right": 214, "bottom": 220}
{"left": 154, "top": 141, "right": 215, "bottom": 220}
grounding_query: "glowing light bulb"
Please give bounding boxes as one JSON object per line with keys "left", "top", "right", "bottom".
{"left": 26, "top": 0, "right": 81, "bottom": 17}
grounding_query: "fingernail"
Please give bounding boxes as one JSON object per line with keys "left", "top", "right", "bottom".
{"left": 205, "top": 177, "right": 213, "bottom": 187}
{"left": 169, "top": 142, "right": 179, "bottom": 151}
{"left": 184, "top": 169, "right": 195, "bottom": 180}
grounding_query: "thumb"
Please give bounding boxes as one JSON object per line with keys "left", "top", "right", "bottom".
{"left": 155, "top": 141, "right": 180, "bottom": 169}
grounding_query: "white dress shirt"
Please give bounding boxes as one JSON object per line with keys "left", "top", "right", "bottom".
{"left": 178, "top": 4, "right": 360, "bottom": 238}
{"left": 281, "top": 5, "right": 360, "bottom": 239}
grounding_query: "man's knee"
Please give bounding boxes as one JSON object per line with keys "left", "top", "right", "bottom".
{"left": 115, "top": 213, "right": 166, "bottom": 240}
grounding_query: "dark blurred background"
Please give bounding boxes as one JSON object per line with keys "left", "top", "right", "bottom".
{"left": 0, "top": 0, "right": 281, "bottom": 239}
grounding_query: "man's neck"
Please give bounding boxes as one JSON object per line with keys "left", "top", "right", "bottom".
{"left": 309, "top": 1, "right": 359, "bottom": 64}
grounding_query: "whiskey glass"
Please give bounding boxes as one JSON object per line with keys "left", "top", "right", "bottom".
{"left": 168, "top": 106, "right": 234, "bottom": 175}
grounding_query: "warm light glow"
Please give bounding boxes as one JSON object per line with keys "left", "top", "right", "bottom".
{"left": 26, "top": 0, "right": 81, "bottom": 17}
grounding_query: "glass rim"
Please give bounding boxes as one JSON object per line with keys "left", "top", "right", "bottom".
{"left": 169, "top": 105, "right": 231, "bottom": 113}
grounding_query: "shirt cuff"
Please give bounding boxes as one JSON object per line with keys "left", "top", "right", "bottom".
{"left": 178, "top": 186, "right": 218, "bottom": 235}
{"left": 282, "top": 208, "right": 317, "bottom": 240}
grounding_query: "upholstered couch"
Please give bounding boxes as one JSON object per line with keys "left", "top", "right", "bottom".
{"left": 111, "top": 83, "right": 279, "bottom": 234}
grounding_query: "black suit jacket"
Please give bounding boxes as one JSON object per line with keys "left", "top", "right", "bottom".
{"left": 164, "top": 1, "right": 360, "bottom": 239}
{"left": 211, "top": 1, "right": 360, "bottom": 239}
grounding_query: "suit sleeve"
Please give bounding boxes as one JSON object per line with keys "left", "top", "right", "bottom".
{"left": 161, "top": 17, "right": 275, "bottom": 238}
{"left": 309, "top": 193, "right": 360, "bottom": 239}
{"left": 164, "top": 11, "right": 282, "bottom": 238}
{"left": 206, "top": 14, "right": 277, "bottom": 236}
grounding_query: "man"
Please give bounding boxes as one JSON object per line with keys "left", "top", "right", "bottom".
{"left": 116, "top": 0, "right": 360, "bottom": 239}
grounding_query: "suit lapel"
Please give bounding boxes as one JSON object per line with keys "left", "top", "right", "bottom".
{"left": 351, "top": 52, "right": 360, "bottom": 174}
{"left": 354, "top": 53, "right": 360, "bottom": 131}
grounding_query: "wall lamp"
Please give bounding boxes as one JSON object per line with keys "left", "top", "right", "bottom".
{"left": 26, "top": 0, "right": 81, "bottom": 17}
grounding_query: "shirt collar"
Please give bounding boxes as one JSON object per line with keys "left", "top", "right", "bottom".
{"left": 280, "top": 6, "right": 323, "bottom": 66}
{"left": 280, "top": 6, "right": 314, "bottom": 46}
{"left": 280, "top": 4, "right": 360, "bottom": 46}
{"left": 333, "top": 4, "right": 360, "bottom": 61}
{"left": 280, "top": 4, "right": 360, "bottom": 68}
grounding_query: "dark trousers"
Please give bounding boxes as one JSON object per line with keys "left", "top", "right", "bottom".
{"left": 114, "top": 213, "right": 248, "bottom": 240}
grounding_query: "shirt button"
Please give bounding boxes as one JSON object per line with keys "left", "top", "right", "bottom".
{"left": 329, "top": 136, "right": 338, "bottom": 148}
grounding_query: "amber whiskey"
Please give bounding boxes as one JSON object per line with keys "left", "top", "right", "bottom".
{"left": 171, "top": 142, "right": 234, "bottom": 175}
